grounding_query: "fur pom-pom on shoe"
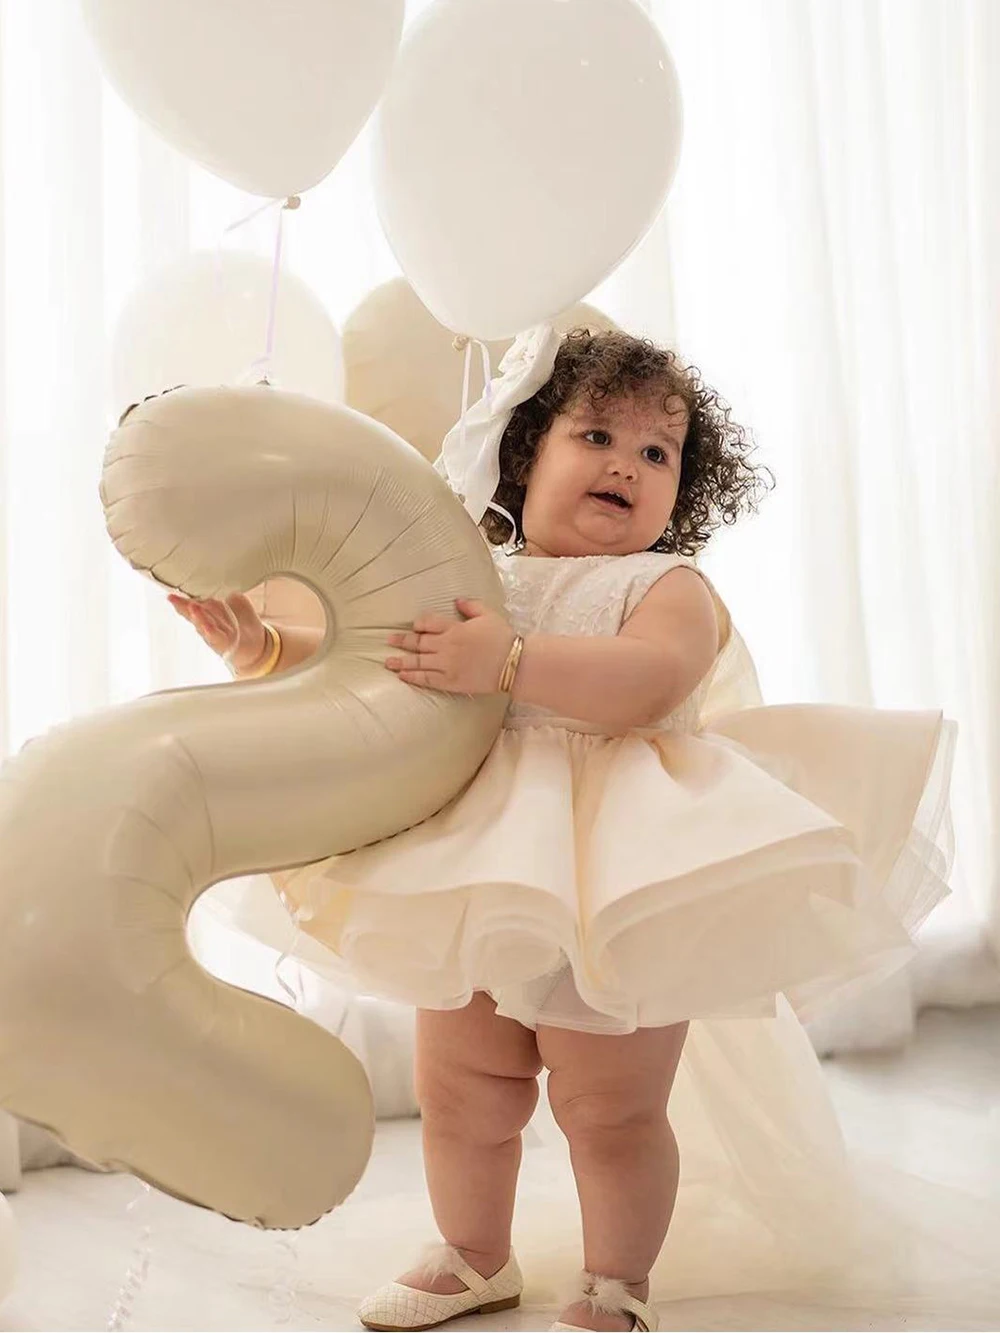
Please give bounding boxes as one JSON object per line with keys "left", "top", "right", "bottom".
{"left": 550, "top": 1269, "right": 659, "bottom": 1332}
{"left": 414, "top": 1243, "right": 465, "bottom": 1280}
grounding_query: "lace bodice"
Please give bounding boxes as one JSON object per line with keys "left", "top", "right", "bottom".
{"left": 492, "top": 547, "right": 721, "bottom": 735}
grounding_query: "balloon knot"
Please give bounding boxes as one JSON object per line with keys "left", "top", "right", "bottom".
{"left": 452, "top": 334, "right": 470, "bottom": 352}
{"left": 283, "top": 195, "right": 301, "bottom": 211}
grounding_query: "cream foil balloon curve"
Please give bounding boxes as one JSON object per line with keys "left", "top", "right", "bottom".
{"left": 0, "top": 386, "right": 506, "bottom": 1228}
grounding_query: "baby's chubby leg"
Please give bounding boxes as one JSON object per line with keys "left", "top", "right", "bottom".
{"left": 399, "top": 992, "right": 542, "bottom": 1295}
{"left": 540, "top": 1020, "right": 689, "bottom": 1331}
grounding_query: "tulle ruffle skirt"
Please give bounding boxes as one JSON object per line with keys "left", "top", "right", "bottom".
{"left": 251, "top": 705, "right": 954, "bottom": 1035}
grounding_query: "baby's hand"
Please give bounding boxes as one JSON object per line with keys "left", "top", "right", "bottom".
{"left": 168, "top": 592, "right": 270, "bottom": 674}
{"left": 386, "top": 599, "right": 515, "bottom": 695}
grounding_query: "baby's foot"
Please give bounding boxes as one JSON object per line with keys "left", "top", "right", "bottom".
{"left": 396, "top": 1248, "right": 509, "bottom": 1296}
{"left": 359, "top": 1245, "right": 522, "bottom": 1330}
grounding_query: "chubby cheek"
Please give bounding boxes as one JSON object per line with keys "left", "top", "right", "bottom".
{"left": 638, "top": 481, "right": 680, "bottom": 542}
{"left": 522, "top": 461, "right": 576, "bottom": 528}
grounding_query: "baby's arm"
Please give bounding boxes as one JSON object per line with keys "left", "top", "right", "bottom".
{"left": 171, "top": 591, "right": 326, "bottom": 678}
{"left": 513, "top": 567, "right": 719, "bottom": 731}
{"left": 240, "top": 578, "right": 326, "bottom": 676}
{"left": 233, "top": 625, "right": 325, "bottom": 678}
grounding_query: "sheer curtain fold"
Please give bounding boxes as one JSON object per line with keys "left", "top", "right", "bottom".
{"left": 0, "top": 1, "right": 997, "bottom": 1067}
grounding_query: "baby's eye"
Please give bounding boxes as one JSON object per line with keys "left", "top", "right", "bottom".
{"left": 644, "top": 445, "right": 669, "bottom": 465}
{"left": 584, "top": 430, "right": 612, "bottom": 446}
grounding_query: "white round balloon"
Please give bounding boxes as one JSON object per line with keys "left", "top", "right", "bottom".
{"left": 373, "top": 0, "right": 682, "bottom": 340}
{"left": 112, "top": 252, "right": 344, "bottom": 413}
{"left": 82, "top": 0, "right": 405, "bottom": 198}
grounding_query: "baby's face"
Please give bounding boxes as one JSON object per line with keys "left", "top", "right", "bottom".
{"left": 520, "top": 392, "right": 689, "bottom": 558}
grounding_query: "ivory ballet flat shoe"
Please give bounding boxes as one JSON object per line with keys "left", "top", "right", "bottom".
{"left": 549, "top": 1271, "right": 658, "bottom": 1332}
{"left": 358, "top": 1243, "right": 523, "bottom": 1331}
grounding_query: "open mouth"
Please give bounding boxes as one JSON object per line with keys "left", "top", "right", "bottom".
{"left": 589, "top": 490, "right": 633, "bottom": 511}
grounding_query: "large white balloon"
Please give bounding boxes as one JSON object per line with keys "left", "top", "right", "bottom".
{"left": 373, "top": 0, "right": 682, "bottom": 339}
{"left": 81, "top": 0, "right": 405, "bottom": 198}
{"left": 112, "top": 251, "right": 344, "bottom": 414}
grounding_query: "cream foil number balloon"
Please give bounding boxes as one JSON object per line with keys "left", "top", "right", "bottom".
{"left": 0, "top": 387, "right": 505, "bottom": 1228}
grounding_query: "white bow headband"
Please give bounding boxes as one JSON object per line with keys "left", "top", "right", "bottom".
{"left": 435, "top": 324, "right": 563, "bottom": 535}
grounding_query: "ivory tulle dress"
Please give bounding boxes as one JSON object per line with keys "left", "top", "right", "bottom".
{"left": 253, "top": 547, "right": 954, "bottom": 1034}
{"left": 207, "top": 548, "right": 994, "bottom": 1310}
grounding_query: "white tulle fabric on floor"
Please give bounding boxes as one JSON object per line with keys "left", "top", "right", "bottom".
{"left": 521, "top": 1004, "right": 999, "bottom": 1318}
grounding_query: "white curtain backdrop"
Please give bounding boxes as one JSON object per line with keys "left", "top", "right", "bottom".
{"left": 1, "top": 0, "right": 997, "bottom": 1173}
{"left": 634, "top": 0, "right": 1000, "bottom": 1048}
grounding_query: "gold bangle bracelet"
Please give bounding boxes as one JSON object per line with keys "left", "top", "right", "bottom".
{"left": 498, "top": 634, "right": 525, "bottom": 695}
{"left": 239, "top": 621, "right": 283, "bottom": 679}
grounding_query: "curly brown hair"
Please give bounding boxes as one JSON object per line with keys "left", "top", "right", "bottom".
{"left": 482, "top": 329, "right": 773, "bottom": 556}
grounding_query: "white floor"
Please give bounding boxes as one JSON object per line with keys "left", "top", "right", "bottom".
{"left": 2, "top": 1007, "right": 999, "bottom": 1332}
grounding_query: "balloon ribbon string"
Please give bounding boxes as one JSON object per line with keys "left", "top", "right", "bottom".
{"left": 217, "top": 195, "right": 300, "bottom": 385}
